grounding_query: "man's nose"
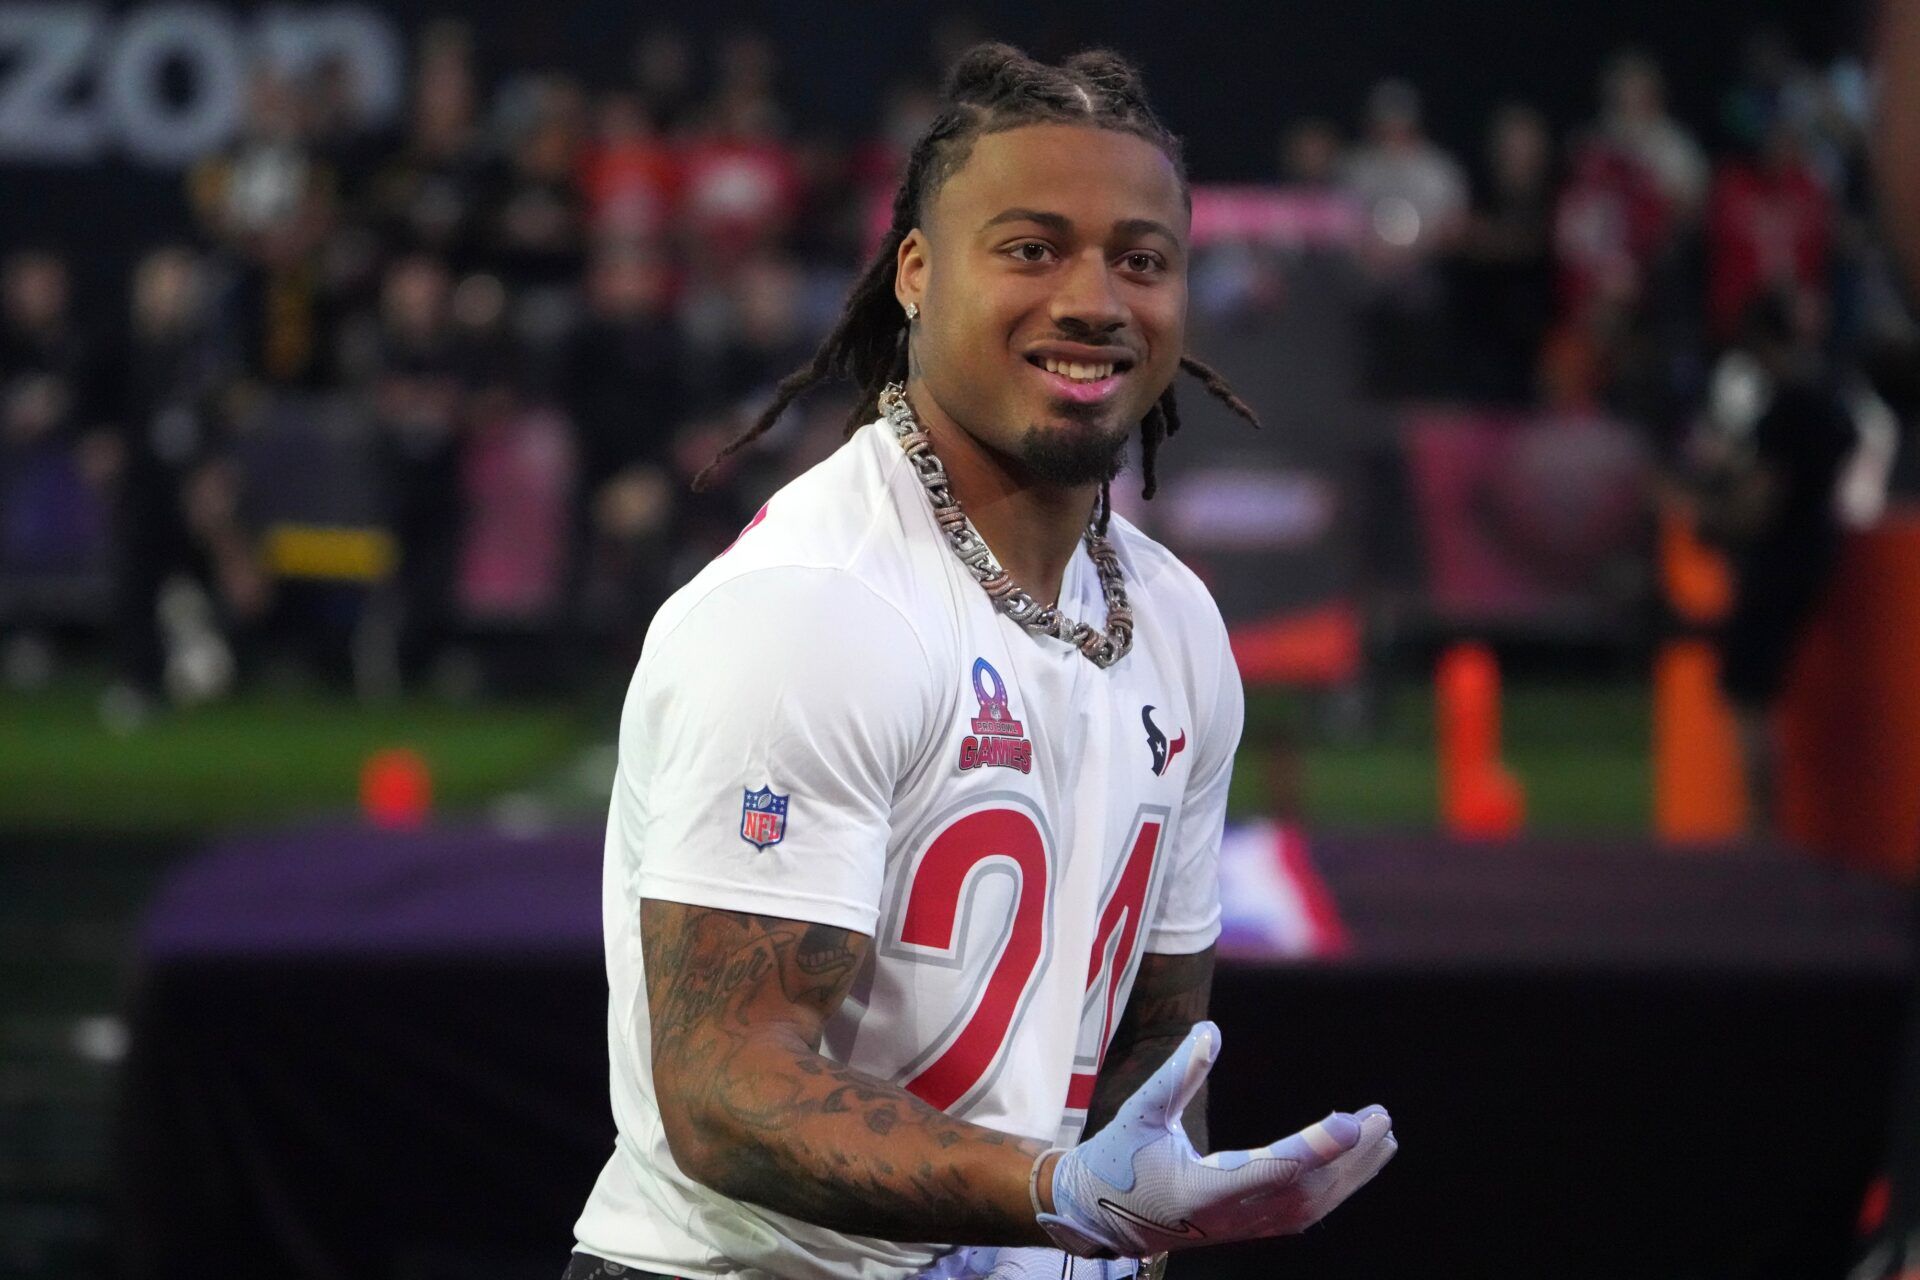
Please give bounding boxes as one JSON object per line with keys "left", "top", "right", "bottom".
{"left": 1049, "top": 249, "right": 1127, "bottom": 333}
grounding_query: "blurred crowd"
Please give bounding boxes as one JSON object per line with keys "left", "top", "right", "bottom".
{"left": 0, "top": 19, "right": 1909, "bottom": 719}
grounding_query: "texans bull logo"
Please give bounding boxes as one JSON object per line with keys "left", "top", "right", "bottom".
{"left": 1142, "top": 705, "right": 1187, "bottom": 777}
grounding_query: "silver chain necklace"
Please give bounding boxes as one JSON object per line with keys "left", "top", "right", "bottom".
{"left": 879, "top": 383, "right": 1133, "bottom": 668}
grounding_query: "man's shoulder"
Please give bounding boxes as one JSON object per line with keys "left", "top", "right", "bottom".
{"left": 683, "top": 425, "right": 923, "bottom": 589}
{"left": 1106, "top": 513, "right": 1224, "bottom": 625}
{"left": 646, "top": 423, "right": 956, "bottom": 671}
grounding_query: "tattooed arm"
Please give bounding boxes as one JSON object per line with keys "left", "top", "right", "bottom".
{"left": 641, "top": 898, "right": 1056, "bottom": 1243}
{"left": 1082, "top": 947, "right": 1216, "bottom": 1150}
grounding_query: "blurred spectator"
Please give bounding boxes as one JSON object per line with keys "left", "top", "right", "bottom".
{"left": 711, "top": 30, "right": 786, "bottom": 131}
{"left": 1343, "top": 79, "right": 1469, "bottom": 257}
{"left": 1554, "top": 138, "right": 1669, "bottom": 327}
{"left": 305, "top": 54, "right": 385, "bottom": 207}
{"left": 1554, "top": 50, "right": 1705, "bottom": 336}
{"left": 191, "top": 72, "right": 334, "bottom": 247}
{"left": 0, "top": 249, "right": 115, "bottom": 612}
{"left": 686, "top": 252, "right": 811, "bottom": 413}
{"left": 356, "top": 254, "right": 467, "bottom": 681}
{"left": 446, "top": 270, "right": 515, "bottom": 378}
{"left": 1344, "top": 80, "right": 1467, "bottom": 397}
{"left": 631, "top": 28, "right": 699, "bottom": 134}
{"left": 851, "top": 82, "right": 943, "bottom": 251}
{"left": 192, "top": 73, "right": 346, "bottom": 392}
{"left": 1706, "top": 119, "right": 1834, "bottom": 342}
{"left": 1282, "top": 119, "right": 1346, "bottom": 190}
{"left": 1, "top": 250, "right": 102, "bottom": 449}
{"left": 562, "top": 244, "right": 682, "bottom": 616}
{"left": 580, "top": 92, "right": 684, "bottom": 246}
{"left": 1722, "top": 27, "right": 1824, "bottom": 155}
{"left": 1455, "top": 105, "right": 1558, "bottom": 403}
{"left": 1552, "top": 60, "right": 1705, "bottom": 439}
{"left": 1597, "top": 51, "right": 1709, "bottom": 224}
{"left": 107, "top": 249, "right": 248, "bottom": 707}
{"left": 679, "top": 33, "right": 803, "bottom": 263}
{"left": 1776, "top": 51, "right": 1872, "bottom": 206}
{"left": 564, "top": 242, "right": 686, "bottom": 502}
{"left": 482, "top": 78, "right": 588, "bottom": 293}
{"left": 1689, "top": 289, "right": 1857, "bottom": 815}
{"left": 369, "top": 22, "right": 487, "bottom": 263}
{"left": 457, "top": 372, "right": 577, "bottom": 636}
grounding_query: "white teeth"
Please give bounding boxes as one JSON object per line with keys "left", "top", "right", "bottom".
{"left": 1039, "top": 358, "right": 1116, "bottom": 382}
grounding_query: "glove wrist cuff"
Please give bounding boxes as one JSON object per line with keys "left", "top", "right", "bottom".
{"left": 1028, "top": 1148, "right": 1065, "bottom": 1221}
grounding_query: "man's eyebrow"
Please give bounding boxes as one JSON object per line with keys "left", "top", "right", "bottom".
{"left": 979, "top": 207, "right": 1072, "bottom": 234}
{"left": 1114, "top": 217, "right": 1182, "bottom": 245}
{"left": 978, "top": 208, "right": 1184, "bottom": 246}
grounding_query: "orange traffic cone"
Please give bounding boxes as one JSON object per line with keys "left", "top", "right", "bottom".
{"left": 1436, "top": 643, "right": 1526, "bottom": 839}
{"left": 360, "top": 747, "right": 433, "bottom": 830}
{"left": 1652, "top": 639, "right": 1747, "bottom": 843}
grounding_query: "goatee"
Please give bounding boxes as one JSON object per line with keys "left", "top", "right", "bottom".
{"left": 1015, "top": 412, "right": 1129, "bottom": 488}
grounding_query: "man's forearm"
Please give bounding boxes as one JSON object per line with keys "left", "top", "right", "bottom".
{"left": 1084, "top": 1034, "right": 1208, "bottom": 1151}
{"left": 643, "top": 899, "right": 1053, "bottom": 1244}
{"left": 677, "top": 1029, "right": 1055, "bottom": 1242}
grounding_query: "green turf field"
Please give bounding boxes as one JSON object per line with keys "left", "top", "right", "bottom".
{"left": 0, "top": 681, "right": 587, "bottom": 834}
{"left": 0, "top": 677, "right": 1650, "bottom": 835}
{"left": 1234, "top": 680, "right": 1650, "bottom": 830}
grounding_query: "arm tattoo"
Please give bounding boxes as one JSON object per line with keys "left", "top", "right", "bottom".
{"left": 1084, "top": 947, "right": 1216, "bottom": 1151}
{"left": 641, "top": 899, "right": 1050, "bottom": 1244}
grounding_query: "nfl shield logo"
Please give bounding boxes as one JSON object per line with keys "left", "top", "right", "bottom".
{"left": 740, "top": 786, "right": 789, "bottom": 850}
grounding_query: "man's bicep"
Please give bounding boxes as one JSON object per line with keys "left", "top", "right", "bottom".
{"left": 626, "top": 569, "right": 938, "bottom": 938}
{"left": 641, "top": 898, "right": 871, "bottom": 1064}
{"left": 1115, "top": 946, "right": 1215, "bottom": 1047}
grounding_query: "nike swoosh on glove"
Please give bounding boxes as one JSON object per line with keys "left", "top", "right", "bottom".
{"left": 1037, "top": 1021, "right": 1396, "bottom": 1258}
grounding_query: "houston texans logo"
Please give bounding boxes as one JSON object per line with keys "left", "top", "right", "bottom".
{"left": 1142, "top": 705, "right": 1187, "bottom": 777}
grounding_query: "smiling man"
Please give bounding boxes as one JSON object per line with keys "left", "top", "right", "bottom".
{"left": 566, "top": 44, "right": 1396, "bottom": 1280}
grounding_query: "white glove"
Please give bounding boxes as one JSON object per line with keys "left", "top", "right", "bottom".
{"left": 917, "top": 1246, "right": 1151, "bottom": 1278}
{"left": 1037, "top": 1022, "right": 1396, "bottom": 1257}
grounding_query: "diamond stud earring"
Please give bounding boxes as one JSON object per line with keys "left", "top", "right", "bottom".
{"left": 904, "top": 302, "right": 919, "bottom": 321}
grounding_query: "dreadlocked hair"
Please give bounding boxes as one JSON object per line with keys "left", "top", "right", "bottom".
{"left": 692, "top": 42, "right": 1261, "bottom": 502}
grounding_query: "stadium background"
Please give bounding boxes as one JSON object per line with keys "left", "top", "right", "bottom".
{"left": 2, "top": 0, "right": 1914, "bottom": 1276}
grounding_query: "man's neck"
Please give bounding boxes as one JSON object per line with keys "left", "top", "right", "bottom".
{"left": 905, "top": 381, "right": 1097, "bottom": 607}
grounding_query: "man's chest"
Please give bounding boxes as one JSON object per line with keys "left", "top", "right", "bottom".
{"left": 847, "top": 632, "right": 1205, "bottom": 1120}
{"left": 909, "top": 632, "right": 1197, "bottom": 845}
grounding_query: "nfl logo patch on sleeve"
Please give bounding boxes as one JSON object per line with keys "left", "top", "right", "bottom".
{"left": 740, "top": 786, "right": 790, "bottom": 850}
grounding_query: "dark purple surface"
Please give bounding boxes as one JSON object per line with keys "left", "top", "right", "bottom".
{"left": 139, "top": 819, "right": 1913, "bottom": 972}
{"left": 141, "top": 821, "right": 604, "bottom": 959}
{"left": 120, "top": 821, "right": 1914, "bottom": 1280}
{"left": 1306, "top": 829, "right": 1914, "bottom": 972}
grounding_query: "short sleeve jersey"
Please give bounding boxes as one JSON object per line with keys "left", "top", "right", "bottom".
{"left": 573, "top": 420, "right": 1245, "bottom": 1280}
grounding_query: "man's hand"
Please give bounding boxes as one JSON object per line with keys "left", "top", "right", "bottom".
{"left": 1038, "top": 1022, "right": 1396, "bottom": 1257}
{"left": 918, "top": 1246, "right": 1157, "bottom": 1278}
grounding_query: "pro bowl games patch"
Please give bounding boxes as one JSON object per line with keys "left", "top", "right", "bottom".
{"left": 957, "top": 657, "right": 1033, "bottom": 774}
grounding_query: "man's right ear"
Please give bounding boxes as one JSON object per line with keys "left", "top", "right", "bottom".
{"left": 895, "top": 228, "right": 929, "bottom": 315}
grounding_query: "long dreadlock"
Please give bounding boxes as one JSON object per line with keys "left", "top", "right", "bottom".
{"left": 692, "top": 42, "right": 1260, "bottom": 520}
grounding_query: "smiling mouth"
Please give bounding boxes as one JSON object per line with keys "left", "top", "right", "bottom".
{"left": 1025, "top": 353, "right": 1133, "bottom": 383}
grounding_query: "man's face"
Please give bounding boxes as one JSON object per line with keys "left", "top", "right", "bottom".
{"left": 897, "top": 123, "right": 1189, "bottom": 488}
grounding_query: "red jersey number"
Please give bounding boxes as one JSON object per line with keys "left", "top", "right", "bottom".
{"left": 897, "top": 807, "right": 1052, "bottom": 1112}
{"left": 891, "top": 803, "right": 1170, "bottom": 1116}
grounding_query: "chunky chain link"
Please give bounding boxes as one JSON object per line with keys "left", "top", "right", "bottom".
{"left": 879, "top": 383, "right": 1133, "bottom": 669}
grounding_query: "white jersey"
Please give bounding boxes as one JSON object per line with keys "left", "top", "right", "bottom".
{"left": 573, "top": 419, "right": 1244, "bottom": 1279}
